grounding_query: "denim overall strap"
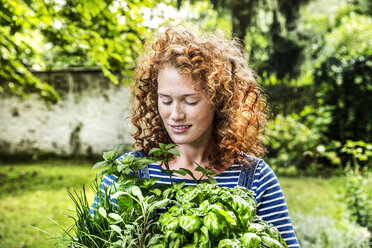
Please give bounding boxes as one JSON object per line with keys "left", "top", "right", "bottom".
{"left": 237, "top": 155, "right": 260, "bottom": 190}
{"left": 134, "top": 150, "right": 151, "bottom": 179}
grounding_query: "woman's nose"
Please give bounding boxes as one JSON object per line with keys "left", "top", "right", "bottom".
{"left": 170, "top": 104, "right": 185, "bottom": 121}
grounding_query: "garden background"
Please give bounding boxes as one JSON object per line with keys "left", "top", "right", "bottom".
{"left": 0, "top": 0, "right": 371, "bottom": 247}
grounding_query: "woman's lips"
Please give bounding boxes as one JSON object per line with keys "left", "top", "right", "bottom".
{"left": 170, "top": 125, "right": 192, "bottom": 134}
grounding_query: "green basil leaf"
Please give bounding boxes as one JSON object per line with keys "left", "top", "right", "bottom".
{"left": 205, "top": 177, "right": 218, "bottom": 185}
{"left": 261, "top": 235, "right": 284, "bottom": 248}
{"left": 210, "top": 204, "right": 236, "bottom": 227}
{"left": 217, "top": 239, "right": 241, "bottom": 248}
{"left": 175, "top": 168, "right": 197, "bottom": 181}
{"left": 240, "top": 233, "right": 262, "bottom": 248}
{"left": 103, "top": 150, "right": 114, "bottom": 160}
{"left": 203, "top": 212, "right": 224, "bottom": 239}
{"left": 199, "top": 226, "right": 211, "bottom": 248}
{"left": 247, "top": 223, "right": 265, "bottom": 234}
{"left": 179, "top": 215, "right": 202, "bottom": 234}
{"left": 182, "top": 188, "right": 200, "bottom": 204}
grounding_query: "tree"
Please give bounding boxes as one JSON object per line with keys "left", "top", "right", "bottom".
{"left": 0, "top": 0, "right": 161, "bottom": 103}
{"left": 0, "top": 0, "right": 60, "bottom": 103}
{"left": 314, "top": 12, "right": 372, "bottom": 143}
{"left": 177, "top": 0, "right": 311, "bottom": 78}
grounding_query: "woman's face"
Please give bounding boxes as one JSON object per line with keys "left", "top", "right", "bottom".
{"left": 157, "top": 65, "right": 215, "bottom": 147}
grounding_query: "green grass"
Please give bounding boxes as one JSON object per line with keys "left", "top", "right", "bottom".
{"left": 0, "top": 160, "right": 370, "bottom": 248}
{"left": 280, "top": 177, "right": 348, "bottom": 219}
{"left": 0, "top": 160, "right": 97, "bottom": 248}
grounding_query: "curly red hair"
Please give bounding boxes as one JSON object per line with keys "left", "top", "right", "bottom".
{"left": 131, "top": 27, "right": 267, "bottom": 169}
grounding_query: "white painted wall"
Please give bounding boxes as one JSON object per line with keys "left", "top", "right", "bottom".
{"left": 0, "top": 70, "right": 134, "bottom": 157}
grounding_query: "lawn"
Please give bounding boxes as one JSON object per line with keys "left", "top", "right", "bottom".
{"left": 0, "top": 159, "right": 370, "bottom": 248}
{"left": 0, "top": 159, "right": 96, "bottom": 248}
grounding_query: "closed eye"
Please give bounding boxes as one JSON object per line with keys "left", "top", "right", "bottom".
{"left": 161, "top": 101, "right": 172, "bottom": 105}
{"left": 186, "top": 101, "right": 198, "bottom": 105}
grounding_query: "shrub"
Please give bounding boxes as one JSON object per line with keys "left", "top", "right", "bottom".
{"left": 341, "top": 140, "right": 372, "bottom": 169}
{"left": 344, "top": 168, "right": 372, "bottom": 235}
{"left": 264, "top": 106, "right": 341, "bottom": 175}
{"left": 314, "top": 13, "right": 372, "bottom": 143}
{"left": 260, "top": 72, "right": 315, "bottom": 116}
{"left": 292, "top": 213, "right": 370, "bottom": 248}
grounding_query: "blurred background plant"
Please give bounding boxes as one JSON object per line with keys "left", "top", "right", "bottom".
{"left": 293, "top": 213, "right": 370, "bottom": 248}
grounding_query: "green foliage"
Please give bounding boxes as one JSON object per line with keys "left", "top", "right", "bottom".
{"left": 314, "top": 12, "right": 372, "bottom": 143}
{"left": 255, "top": 11, "right": 305, "bottom": 79}
{"left": 0, "top": 0, "right": 161, "bottom": 103}
{"left": 62, "top": 144, "right": 288, "bottom": 247}
{"left": 341, "top": 139, "right": 372, "bottom": 236}
{"left": 260, "top": 72, "right": 314, "bottom": 115}
{"left": 293, "top": 213, "right": 371, "bottom": 248}
{"left": 341, "top": 140, "right": 372, "bottom": 168}
{"left": 2, "top": 160, "right": 371, "bottom": 247}
{"left": 320, "top": 12, "right": 372, "bottom": 60}
{"left": 0, "top": 0, "right": 60, "bottom": 103}
{"left": 265, "top": 106, "right": 342, "bottom": 175}
{"left": 344, "top": 168, "right": 372, "bottom": 236}
{"left": 67, "top": 183, "right": 115, "bottom": 248}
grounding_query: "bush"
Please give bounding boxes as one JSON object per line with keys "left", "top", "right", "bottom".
{"left": 293, "top": 213, "right": 370, "bottom": 248}
{"left": 344, "top": 168, "right": 372, "bottom": 235}
{"left": 264, "top": 106, "right": 341, "bottom": 175}
{"left": 260, "top": 72, "right": 315, "bottom": 116}
{"left": 341, "top": 140, "right": 372, "bottom": 169}
{"left": 314, "top": 13, "right": 372, "bottom": 143}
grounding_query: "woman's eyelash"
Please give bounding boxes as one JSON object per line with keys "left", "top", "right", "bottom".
{"left": 160, "top": 99, "right": 198, "bottom": 105}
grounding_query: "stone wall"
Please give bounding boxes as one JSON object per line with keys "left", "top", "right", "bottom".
{"left": 0, "top": 69, "right": 134, "bottom": 158}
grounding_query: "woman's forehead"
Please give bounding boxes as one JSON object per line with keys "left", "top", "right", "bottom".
{"left": 157, "top": 65, "right": 201, "bottom": 93}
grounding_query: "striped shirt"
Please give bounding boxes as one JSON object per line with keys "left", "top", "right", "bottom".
{"left": 91, "top": 154, "right": 300, "bottom": 248}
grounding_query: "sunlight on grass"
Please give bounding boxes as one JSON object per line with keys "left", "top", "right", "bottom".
{"left": 280, "top": 176, "right": 348, "bottom": 219}
{"left": 0, "top": 160, "right": 96, "bottom": 248}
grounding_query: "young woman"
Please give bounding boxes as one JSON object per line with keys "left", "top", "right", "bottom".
{"left": 93, "top": 27, "right": 300, "bottom": 247}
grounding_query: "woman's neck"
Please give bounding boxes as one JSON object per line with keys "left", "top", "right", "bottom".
{"left": 172, "top": 144, "right": 209, "bottom": 169}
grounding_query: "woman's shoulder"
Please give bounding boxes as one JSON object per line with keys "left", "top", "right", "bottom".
{"left": 237, "top": 154, "right": 277, "bottom": 188}
{"left": 239, "top": 153, "right": 270, "bottom": 174}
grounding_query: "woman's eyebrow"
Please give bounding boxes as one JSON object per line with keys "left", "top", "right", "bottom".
{"left": 158, "top": 93, "right": 200, "bottom": 97}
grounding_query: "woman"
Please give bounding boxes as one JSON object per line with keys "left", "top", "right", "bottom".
{"left": 93, "top": 27, "right": 300, "bottom": 247}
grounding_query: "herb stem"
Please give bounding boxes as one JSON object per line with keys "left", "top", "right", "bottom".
{"left": 165, "top": 160, "right": 173, "bottom": 185}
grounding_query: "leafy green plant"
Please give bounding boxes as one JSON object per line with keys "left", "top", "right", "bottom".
{"left": 0, "top": 0, "right": 164, "bottom": 103}
{"left": 60, "top": 144, "right": 288, "bottom": 247}
{"left": 341, "top": 140, "right": 372, "bottom": 238}
{"left": 313, "top": 12, "right": 372, "bottom": 143}
{"left": 264, "top": 106, "right": 342, "bottom": 175}
{"left": 293, "top": 213, "right": 370, "bottom": 248}
{"left": 344, "top": 167, "right": 372, "bottom": 237}
{"left": 341, "top": 140, "right": 372, "bottom": 169}
{"left": 153, "top": 183, "right": 287, "bottom": 248}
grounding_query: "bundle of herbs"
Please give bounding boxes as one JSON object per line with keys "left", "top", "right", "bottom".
{"left": 61, "top": 144, "right": 288, "bottom": 248}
